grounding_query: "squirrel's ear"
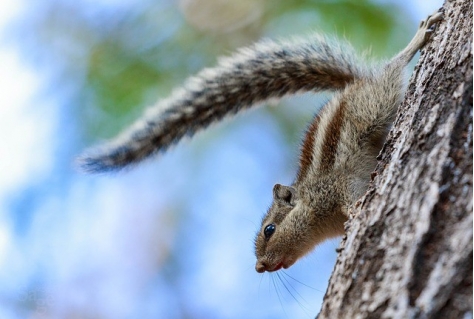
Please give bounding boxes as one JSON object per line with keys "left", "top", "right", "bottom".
{"left": 273, "top": 184, "right": 296, "bottom": 205}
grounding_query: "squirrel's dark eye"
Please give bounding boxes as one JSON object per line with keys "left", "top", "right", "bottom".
{"left": 264, "top": 224, "right": 276, "bottom": 239}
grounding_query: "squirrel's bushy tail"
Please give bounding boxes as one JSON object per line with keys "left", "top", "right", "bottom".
{"left": 78, "top": 35, "right": 366, "bottom": 172}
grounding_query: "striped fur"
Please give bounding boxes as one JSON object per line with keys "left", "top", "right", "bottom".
{"left": 76, "top": 10, "right": 443, "bottom": 273}
{"left": 255, "top": 11, "right": 443, "bottom": 273}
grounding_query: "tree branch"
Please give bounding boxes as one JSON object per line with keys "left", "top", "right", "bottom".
{"left": 317, "top": 0, "right": 473, "bottom": 318}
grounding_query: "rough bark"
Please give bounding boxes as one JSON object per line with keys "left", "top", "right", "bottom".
{"left": 317, "top": 1, "right": 473, "bottom": 318}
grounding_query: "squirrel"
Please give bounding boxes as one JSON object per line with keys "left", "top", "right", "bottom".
{"left": 78, "top": 11, "right": 443, "bottom": 273}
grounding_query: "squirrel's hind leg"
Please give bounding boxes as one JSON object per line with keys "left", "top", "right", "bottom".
{"left": 391, "top": 10, "right": 443, "bottom": 67}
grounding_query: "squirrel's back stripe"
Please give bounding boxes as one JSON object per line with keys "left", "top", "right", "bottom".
{"left": 297, "top": 114, "right": 321, "bottom": 182}
{"left": 319, "top": 99, "right": 347, "bottom": 172}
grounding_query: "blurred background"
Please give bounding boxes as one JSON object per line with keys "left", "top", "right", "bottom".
{"left": 0, "top": 0, "right": 443, "bottom": 318}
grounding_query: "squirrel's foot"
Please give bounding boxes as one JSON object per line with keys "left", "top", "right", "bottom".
{"left": 419, "top": 10, "right": 444, "bottom": 42}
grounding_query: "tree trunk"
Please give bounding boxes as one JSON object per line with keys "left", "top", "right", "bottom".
{"left": 317, "top": 1, "right": 473, "bottom": 318}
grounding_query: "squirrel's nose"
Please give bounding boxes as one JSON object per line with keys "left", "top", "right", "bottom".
{"left": 255, "top": 261, "right": 267, "bottom": 273}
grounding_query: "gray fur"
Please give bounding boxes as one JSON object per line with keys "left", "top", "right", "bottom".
{"left": 77, "top": 10, "right": 443, "bottom": 273}
{"left": 254, "top": 11, "right": 443, "bottom": 273}
{"left": 79, "top": 35, "right": 365, "bottom": 172}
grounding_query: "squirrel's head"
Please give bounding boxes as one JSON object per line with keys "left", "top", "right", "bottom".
{"left": 254, "top": 183, "right": 346, "bottom": 273}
